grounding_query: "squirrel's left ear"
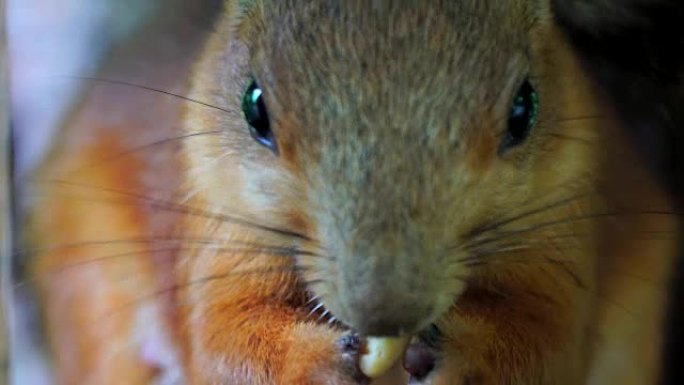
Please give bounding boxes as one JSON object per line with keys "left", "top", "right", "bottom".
{"left": 552, "top": 0, "right": 684, "bottom": 80}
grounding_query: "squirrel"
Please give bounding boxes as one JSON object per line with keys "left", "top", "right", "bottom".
{"left": 25, "top": 0, "right": 684, "bottom": 384}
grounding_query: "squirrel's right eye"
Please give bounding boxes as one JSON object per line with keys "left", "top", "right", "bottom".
{"left": 242, "top": 80, "right": 276, "bottom": 153}
{"left": 499, "top": 80, "right": 538, "bottom": 154}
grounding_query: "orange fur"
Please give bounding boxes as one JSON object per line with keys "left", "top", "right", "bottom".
{"left": 27, "top": 1, "right": 680, "bottom": 385}
{"left": 31, "top": 138, "right": 162, "bottom": 384}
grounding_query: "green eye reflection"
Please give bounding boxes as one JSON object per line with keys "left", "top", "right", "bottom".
{"left": 500, "top": 80, "right": 539, "bottom": 153}
{"left": 250, "top": 87, "right": 262, "bottom": 104}
{"left": 242, "top": 79, "right": 276, "bottom": 153}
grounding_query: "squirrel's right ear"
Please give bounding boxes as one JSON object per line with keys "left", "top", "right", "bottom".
{"left": 552, "top": 0, "right": 684, "bottom": 80}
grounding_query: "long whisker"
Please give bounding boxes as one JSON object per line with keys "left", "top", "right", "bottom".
{"left": 454, "top": 255, "right": 649, "bottom": 322}
{"left": 459, "top": 229, "right": 598, "bottom": 259}
{"left": 34, "top": 179, "right": 313, "bottom": 241}
{"left": 475, "top": 228, "right": 673, "bottom": 255}
{"left": 305, "top": 295, "right": 321, "bottom": 307}
{"left": 318, "top": 309, "right": 331, "bottom": 323}
{"left": 307, "top": 303, "right": 325, "bottom": 320}
{"left": 548, "top": 133, "right": 596, "bottom": 145}
{"left": 66, "top": 130, "right": 224, "bottom": 176}
{"left": 552, "top": 115, "right": 608, "bottom": 124}
{"left": 15, "top": 244, "right": 324, "bottom": 288}
{"left": 466, "top": 194, "right": 587, "bottom": 239}
{"left": 101, "top": 265, "right": 306, "bottom": 322}
{"left": 459, "top": 239, "right": 670, "bottom": 291}
{"left": 466, "top": 210, "right": 680, "bottom": 251}
{"left": 458, "top": 228, "right": 674, "bottom": 272}
{"left": 13, "top": 236, "right": 318, "bottom": 257}
{"left": 178, "top": 147, "right": 239, "bottom": 204}
{"left": 62, "top": 76, "right": 232, "bottom": 114}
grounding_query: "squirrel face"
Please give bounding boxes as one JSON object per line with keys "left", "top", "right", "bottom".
{"left": 184, "top": 1, "right": 606, "bottom": 336}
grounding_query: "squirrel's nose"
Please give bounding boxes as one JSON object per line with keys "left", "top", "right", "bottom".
{"left": 342, "top": 293, "right": 435, "bottom": 337}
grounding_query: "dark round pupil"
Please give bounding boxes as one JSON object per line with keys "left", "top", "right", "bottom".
{"left": 505, "top": 80, "right": 538, "bottom": 147}
{"left": 242, "top": 80, "right": 275, "bottom": 150}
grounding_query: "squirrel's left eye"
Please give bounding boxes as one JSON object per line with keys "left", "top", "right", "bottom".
{"left": 500, "top": 80, "right": 539, "bottom": 153}
{"left": 242, "top": 79, "right": 277, "bottom": 153}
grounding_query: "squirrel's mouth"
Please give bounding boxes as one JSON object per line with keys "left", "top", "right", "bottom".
{"left": 303, "top": 273, "right": 459, "bottom": 336}
{"left": 304, "top": 296, "right": 438, "bottom": 379}
{"left": 299, "top": 248, "right": 467, "bottom": 338}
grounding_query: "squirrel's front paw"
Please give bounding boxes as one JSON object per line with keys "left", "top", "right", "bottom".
{"left": 404, "top": 343, "right": 488, "bottom": 385}
{"left": 403, "top": 341, "right": 437, "bottom": 384}
{"left": 279, "top": 323, "right": 369, "bottom": 385}
{"left": 402, "top": 327, "right": 490, "bottom": 385}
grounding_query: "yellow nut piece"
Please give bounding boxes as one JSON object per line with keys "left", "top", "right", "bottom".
{"left": 359, "top": 336, "right": 411, "bottom": 378}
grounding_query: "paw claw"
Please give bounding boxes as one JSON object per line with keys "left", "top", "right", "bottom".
{"left": 336, "top": 333, "right": 370, "bottom": 384}
{"left": 338, "top": 333, "right": 362, "bottom": 354}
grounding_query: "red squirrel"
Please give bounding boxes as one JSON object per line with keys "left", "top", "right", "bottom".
{"left": 27, "top": 1, "right": 683, "bottom": 384}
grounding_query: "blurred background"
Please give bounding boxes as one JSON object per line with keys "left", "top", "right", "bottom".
{"left": 10, "top": 0, "right": 158, "bottom": 177}
{"left": 8, "top": 1, "right": 160, "bottom": 383}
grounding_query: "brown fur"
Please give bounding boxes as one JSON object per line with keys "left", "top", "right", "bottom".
{"left": 27, "top": 1, "right": 680, "bottom": 384}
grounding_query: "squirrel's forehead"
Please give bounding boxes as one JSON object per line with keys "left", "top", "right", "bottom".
{"left": 246, "top": 3, "right": 530, "bottom": 122}
{"left": 247, "top": 1, "right": 535, "bottom": 48}
{"left": 253, "top": 0, "right": 534, "bottom": 20}
{"left": 249, "top": 1, "right": 532, "bottom": 82}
